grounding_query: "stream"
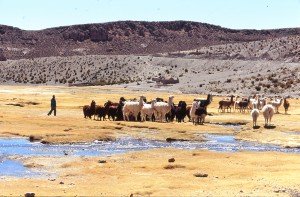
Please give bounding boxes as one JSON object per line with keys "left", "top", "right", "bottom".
{"left": 0, "top": 134, "right": 299, "bottom": 177}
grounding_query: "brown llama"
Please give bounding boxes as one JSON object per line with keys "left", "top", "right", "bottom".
{"left": 96, "top": 100, "right": 113, "bottom": 121}
{"left": 83, "top": 100, "right": 96, "bottom": 119}
{"left": 218, "top": 95, "right": 235, "bottom": 112}
{"left": 283, "top": 97, "right": 290, "bottom": 114}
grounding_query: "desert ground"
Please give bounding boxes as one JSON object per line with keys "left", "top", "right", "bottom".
{"left": 1, "top": 54, "right": 300, "bottom": 97}
{"left": 0, "top": 85, "right": 300, "bottom": 196}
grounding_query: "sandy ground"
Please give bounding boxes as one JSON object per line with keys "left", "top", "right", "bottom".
{"left": 0, "top": 85, "right": 300, "bottom": 196}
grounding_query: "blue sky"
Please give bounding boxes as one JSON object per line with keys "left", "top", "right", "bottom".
{"left": 0, "top": 0, "right": 299, "bottom": 30}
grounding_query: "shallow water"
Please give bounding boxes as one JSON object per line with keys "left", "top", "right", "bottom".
{"left": 0, "top": 158, "right": 44, "bottom": 177}
{"left": 212, "top": 123, "right": 243, "bottom": 131}
{"left": 0, "top": 135, "right": 299, "bottom": 177}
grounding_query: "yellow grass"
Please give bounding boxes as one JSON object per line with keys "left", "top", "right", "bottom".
{"left": 0, "top": 85, "right": 300, "bottom": 196}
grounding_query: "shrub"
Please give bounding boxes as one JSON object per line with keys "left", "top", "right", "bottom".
{"left": 255, "top": 86, "right": 261, "bottom": 91}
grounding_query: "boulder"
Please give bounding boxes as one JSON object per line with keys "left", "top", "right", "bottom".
{"left": 0, "top": 51, "right": 6, "bottom": 61}
{"left": 24, "top": 193, "right": 35, "bottom": 197}
{"left": 193, "top": 172, "right": 208, "bottom": 177}
{"left": 90, "top": 26, "right": 109, "bottom": 42}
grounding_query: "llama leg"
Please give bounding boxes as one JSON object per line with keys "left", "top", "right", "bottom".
{"left": 123, "top": 111, "right": 126, "bottom": 121}
{"left": 141, "top": 112, "right": 144, "bottom": 121}
{"left": 265, "top": 118, "right": 267, "bottom": 126}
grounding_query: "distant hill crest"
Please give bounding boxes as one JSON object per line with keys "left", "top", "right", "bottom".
{"left": 1, "top": 20, "right": 300, "bottom": 60}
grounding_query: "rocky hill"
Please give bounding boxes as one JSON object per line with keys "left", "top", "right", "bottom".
{"left": 1, "top": 21, "right": 300, "bottom": 60}
{"left": 178, "top": 35, "right": 300, "bottom": 62}
{"left": 0, "top": 55, "right": 299, "bottom": 97}
{"left": 1, "top": 21, "right": 300, "bottom": 96}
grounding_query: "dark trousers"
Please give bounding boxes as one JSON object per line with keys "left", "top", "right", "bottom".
{"left": 48, "top": 107, "right": 56, "bottom": 116}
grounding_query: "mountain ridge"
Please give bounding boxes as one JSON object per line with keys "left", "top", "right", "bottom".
{"left": 1, "top": 20, "right": 300, "bottom": 60}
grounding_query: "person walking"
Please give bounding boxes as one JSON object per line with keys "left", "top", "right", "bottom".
{"left": 48, "top": 95, "right": 56, "bottom": 116}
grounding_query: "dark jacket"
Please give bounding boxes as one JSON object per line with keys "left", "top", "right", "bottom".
{"left": 51, "top": 97, "right": 56, "bottom": 108}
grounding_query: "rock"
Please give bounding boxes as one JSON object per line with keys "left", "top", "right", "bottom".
{"left": 168, "top": 158, "right": 175, "bottom": 162}
{"left": 48, "top": 178, "right": 56, "bottom": 181}
{"left": 193, "top": 172, "right": 208, "bottom": 177}
{"left": 90, "top": 26, "right": 109, "bottom": 42}
{"left": 24, "top": 193, "right": 35, "bottom": 197}
{"left": 274, "top": 189, "right": 280, "bottom": 193}
{"left": 274, "top": 188, "right": 286, "bottom": 193}
{"left": 166, "top": 138, "right": 177, "bottom": 142}
{"left": 0, "top": 53, "right": 6, "bottom": 61}
{"left": 106, "top": 48, "right": 113, "bottom": 52}
{"left": 40, "top": 140, "right": 50, "bottom": 144}
{"left": 59, "top": 181, "right": 64, "bottom": 184}
{"left": 166, "top": 138, "right": 187, "bottom": 142}
{"left": 98, "top": 160, "right": 107, "bottom": 163}
{"left": 29, "top": 135, "right": 43, "bottom": 142}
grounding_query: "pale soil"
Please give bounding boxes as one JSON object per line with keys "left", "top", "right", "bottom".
{"left": 1, "top": 55, "right": 300, "bottom": 97}
{"left": 0, "top": 85, "right": 300, "bottom": 196}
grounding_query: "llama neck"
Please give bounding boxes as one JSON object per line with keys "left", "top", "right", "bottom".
{"left": 91, "top": 103, "right": 96, "bottom": 110}
{"left": 151, "top": 101, "right": 155, "bottom": 108}
{"left": 168, "top": 98, "right": 173, "bottom": 107}
{"left": 139, "top": 97, "right": 144, "bottom": 106}
{"left": 191, "top": 102, "right": 198, "bottom": 111}
{"left": 279, "top": 99, "right": 283, "bottom": 105}
{"left": 105, "top": 102, "right": 111, "bottom": 110}
{"left": 230, "top": 96, "right": 234, "bottom": 103}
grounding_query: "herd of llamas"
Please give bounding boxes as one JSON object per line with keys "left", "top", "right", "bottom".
{"left": 218, "top": 94, "right": 290, "bottom": 127}
{"left": 83, "top": 93, "right": 290, "bottom": 128}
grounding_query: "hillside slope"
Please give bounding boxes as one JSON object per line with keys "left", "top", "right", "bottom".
{"left": 179, "top": 35, "right": 300, "bottom": 62}
{"left": 0, "top": 55, "right": 299, "bottom": 97}
{"left": 1, "top": 21, "right": 300, "bottom": 60}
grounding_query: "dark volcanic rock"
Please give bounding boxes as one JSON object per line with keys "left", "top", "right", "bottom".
{"left": 90, "top": 26, "right": 109, "bottom": 42}
{"left": 0, "top": 49, "right": 6, "bottom": 61}
{"left": 1, "top": 21, "right": 300, "bottom": 60}
{"left": 0, "top": 54, "right": 6, "bottom": 61}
